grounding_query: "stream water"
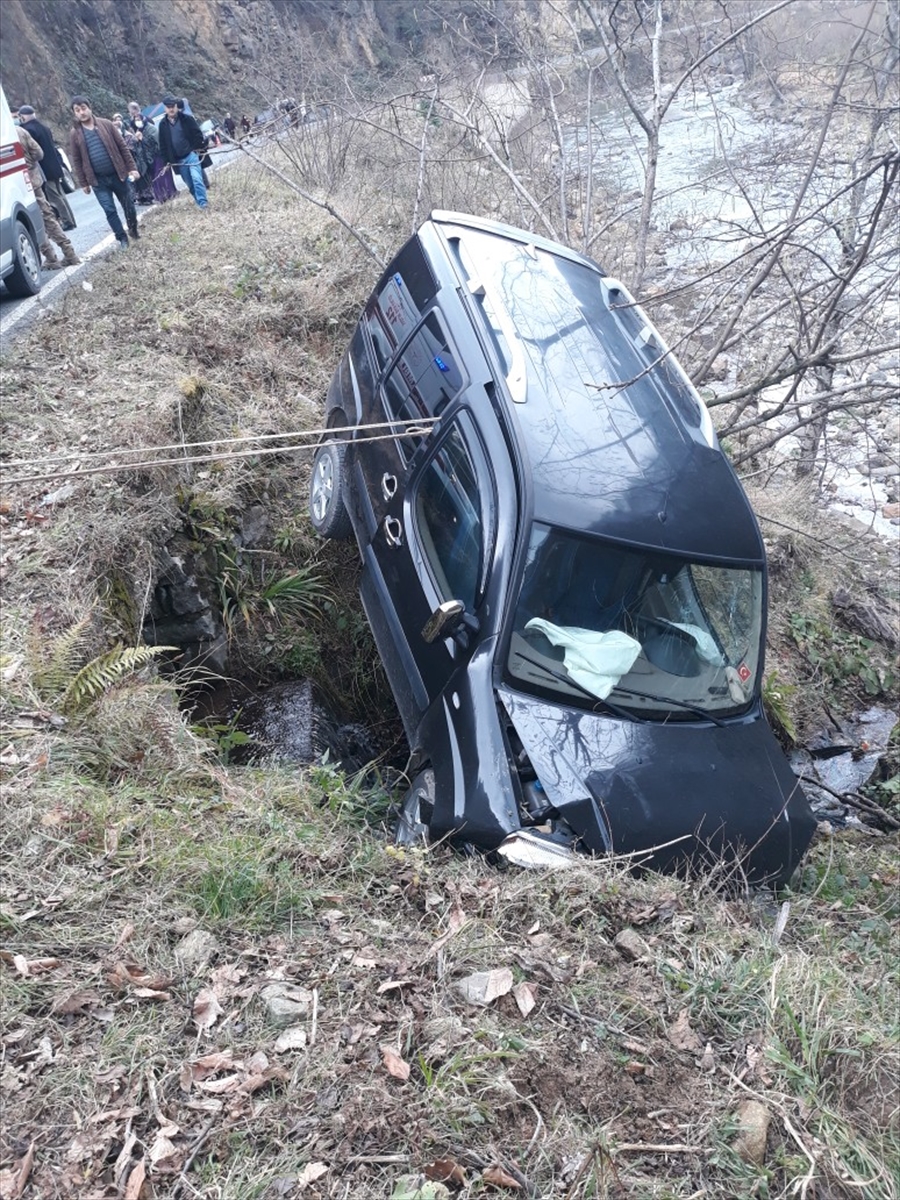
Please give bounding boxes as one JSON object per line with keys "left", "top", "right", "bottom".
{"left": 566, "top": 80, "right": 900, "bottom": 547}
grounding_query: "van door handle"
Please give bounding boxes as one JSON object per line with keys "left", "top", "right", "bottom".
{"left": 383, "top": 516, "right": 403, "bottom": 547}
{"left": 381, "top": 473, "right": 397, "bottom": 501}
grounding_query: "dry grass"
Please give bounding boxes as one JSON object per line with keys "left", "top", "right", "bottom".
{"left": 1, "top": 147, "right": 898, "bottom": 1200}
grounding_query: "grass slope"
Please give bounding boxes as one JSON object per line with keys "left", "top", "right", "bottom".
{"left": 1, "top": 158, "right": 898, "bottom": 1200}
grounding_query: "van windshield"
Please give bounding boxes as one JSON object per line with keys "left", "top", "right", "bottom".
{"left": 505, "top": 523, "right": 764, "bottom": 719}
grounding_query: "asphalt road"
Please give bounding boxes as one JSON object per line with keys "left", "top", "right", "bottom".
{"left": 0, "top": 145, "right": 243, "bottom": 347}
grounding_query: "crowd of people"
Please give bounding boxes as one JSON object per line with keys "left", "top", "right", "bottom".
{"left": 14, "top": 90, "right": 237, "bottom": 262}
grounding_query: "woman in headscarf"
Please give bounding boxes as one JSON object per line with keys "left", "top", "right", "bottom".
{"left": 127, "top": 100, "right": 176, "bottom": 204}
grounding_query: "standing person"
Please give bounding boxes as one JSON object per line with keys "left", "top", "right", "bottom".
{"left": 240, "top": 114, "right": 251, "bottom": 135}
{"left": 16, "top": 126, "right": 80, "bottom": 269}
{"left": 156, "top": 95, "right": 208, "bottom": 209}
{"left": 68, "top": 95, "right": 141, "bottom": 249}
{"left": 16, "top": 104, "right": 75, "bottom": 231}
{"left": 127, "top": 101, "right": 157, "bottom": 205}
{"left": 223, "top": 112, "right": 236, "bottom": 140}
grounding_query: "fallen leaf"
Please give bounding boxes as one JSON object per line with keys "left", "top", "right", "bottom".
{"left": 666, "top": 1010, "right": 702, "bottom": 1052}
{"left": 424, "top": 1158, "right": 466, "bottom": 1185}
{"left": 248, "top": 1050, "right": 269, "bottom": 1073}
{"left": 240, "top": 1065, "right": 289, "bottom": 1094}
{"left": 297, "top": 1161, "right": 329, "bottom": 1188}
{"left": 1, "top": 1139, "right": 35, "bottom": 1199}
{"left": 390, "top": 1177, "right": 450, "bottom": 1200}
{"left": 132, "top": 987, "right": 171, "bottom": 1002}
{"left": 192, "top": 988, "right": 224, "bottom": 1031}
{"left": 107, "top": 962, "right": 173, "bottom": 992}
{"left": 483, "top": 1164, "right": 522, "bottom": 1189}
{"left": 186, "top": 1050, "right": 238, "bottom": 1083}
{"left": 512, "top": 981, "right": 537, "bottom": 1017}
{"left": 23, "top": 956, "right": 61, "bottom": 975}
{"left": 124, "top": 1159, "right": 146, "bottom": 1200}
{"left": 148, "top": 1133, "right": 179, "bottom": 1167}
{"left": 455, "top": 968, "right": 513, "bottom": 1006}
{"left": 51, "top": 988, "right": 102, "bottom": 1015}
{"left": 112, "top": 923, "right": 135, "bottom": 951}
{"left": 381, "top": 1046, "right": 411, "bottom": 1081}
{"left": 377, "top": 978, "right": 415, "bottom": 994}
{"left": 209, "top": 961, "right": 244, "bottom": 992}
{"left": 194, "top": 1073, "right": 243, "bottom": 1094}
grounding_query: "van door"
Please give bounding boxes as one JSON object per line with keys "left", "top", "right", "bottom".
{"left": 360, "top": 409, "right": 495, "bottom": 736}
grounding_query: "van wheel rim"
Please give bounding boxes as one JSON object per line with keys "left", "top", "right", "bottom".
{"left": 311, "top": 455, "right": 334, "bottom": 522}
{"left": 19, "top": 233, "right": 40, "bottom": 286}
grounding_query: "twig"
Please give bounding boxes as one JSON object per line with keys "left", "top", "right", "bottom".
{"left": 754, "top": 515, "right": 870, "bottom": 562}
{"left": 614, "top": 1142, "right": 703, "bottom": 1153}
{"left": 172, "top": 1116, "right": 217, "bottom": 1198}
{"left": 797, "top": 773, "right": 900, "bottom": 830}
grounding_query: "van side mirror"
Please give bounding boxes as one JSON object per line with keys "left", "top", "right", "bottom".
{"left": 421, "top": 599, "right": 480, "bottom": 647}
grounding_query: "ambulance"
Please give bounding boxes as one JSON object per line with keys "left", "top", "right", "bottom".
{"left": 0, "top": 83, "right": 45, "bottom": 297}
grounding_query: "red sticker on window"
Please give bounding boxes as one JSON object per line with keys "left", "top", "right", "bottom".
{"left": 738, "top": 662, "right": 751, "bottom": 683}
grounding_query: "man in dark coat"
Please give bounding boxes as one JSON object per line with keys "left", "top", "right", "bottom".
{"left": 156, "top": 95, "right": 209, "bottom": 209}
{"left": 69, "top": 95, "right": 140, "bottom": 248}
{"left": 17, "top": 104, "right": 76, "bottom": 231}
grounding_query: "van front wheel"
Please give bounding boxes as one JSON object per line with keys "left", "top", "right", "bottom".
{"left": 5, "top": 221, "right": 42, "bottom": 298}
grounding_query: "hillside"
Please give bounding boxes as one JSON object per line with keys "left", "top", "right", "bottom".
{"left": 0, "top": 0, "right": 521, "bottom": 129}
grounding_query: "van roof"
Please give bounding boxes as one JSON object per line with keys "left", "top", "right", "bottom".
{"left": 430, "top": 212, "right": 764, "bottom": 564}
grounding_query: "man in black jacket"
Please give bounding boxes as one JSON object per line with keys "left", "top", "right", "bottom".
{"left": 156, "top": 95, "right": 208, "bottom": 209}
{"left": 17, "top": 104, "right": 76, "bottom": 230}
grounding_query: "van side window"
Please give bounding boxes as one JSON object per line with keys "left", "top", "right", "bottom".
{"left": 413, "top": 423, "right": 486, "bottom": 610}
{"left": 383, "top": 312, "right": 464, "bottom": 462}
{"left": 365, "top": 310, "right": 394, "bottom": 375}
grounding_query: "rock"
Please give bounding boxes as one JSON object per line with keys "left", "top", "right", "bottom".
{"left": 260, "top": 983, "right": 313, "bottom": 1025}
{"left": 832, "top": 588, "right": 898, "bottom": 646}
{"left": 239, "top": 504, "right": 268, "bottom": 548}
{"left": 614, "top": 928, "right": 650, "bottom": 961}
{"left": 882, "top": 503, "right": 900, "bottom": 520}
{"left": 175, "top": 928, "right": 218, "bottom": 973}
{"left": 732, "top": 1099, "right": 771, "bottom": 1165}
{"left": 273, "top": 1026, "right": 308, "bottom": 1052}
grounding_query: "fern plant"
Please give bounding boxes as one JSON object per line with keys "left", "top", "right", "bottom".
{"left": 62, "top": 645, "right": 176, "bottom": 714}
{"left": 28, "top": 613, "right": 95, "bottom": 698}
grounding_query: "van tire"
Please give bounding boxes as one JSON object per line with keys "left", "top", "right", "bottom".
{"left": 5, "top": 221, "right": 42, "bottom": 297}
{"left": 309, "top": 440, "right": 352, "bottom": 540}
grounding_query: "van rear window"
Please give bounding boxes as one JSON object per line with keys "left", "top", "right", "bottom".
{"left": 374, "top": 238, "right": 438, "bottom": 350}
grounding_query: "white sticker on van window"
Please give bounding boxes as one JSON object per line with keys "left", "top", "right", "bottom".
{"left": 378, "top": 273, "right": 419, "bottom": 345}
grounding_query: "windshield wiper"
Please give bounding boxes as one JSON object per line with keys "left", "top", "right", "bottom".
{"left": 513, "top": 650, "right": 647, "bottom": 723}
{"left": 609, "top": 685, "right": 726, "bottom": 727}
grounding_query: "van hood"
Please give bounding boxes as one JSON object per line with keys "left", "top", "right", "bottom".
{"left": 498, "top": 687, "right": 815, "bottom": 886}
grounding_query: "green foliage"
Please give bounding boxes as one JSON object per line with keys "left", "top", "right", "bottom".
{"left": 762, "top": 669, "right": 797, "bottom": 743}
{"left": 788, "top": 611, "right": 897, "bottom": 698}
{"left": 260, "top": 567, "right": 329, "bottom": 620}
{"left": 193, "top": 714, "right": 253, "bottom": 765}
{"left": 62, "top": 645, "right": 177, "bottom": 714}
{"left": 194, "top": 860, "right": 270, "bottom": 920}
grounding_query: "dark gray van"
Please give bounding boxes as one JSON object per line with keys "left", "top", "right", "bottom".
{"left": 310, "top": 211, "right": 815, "bottom": 885}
